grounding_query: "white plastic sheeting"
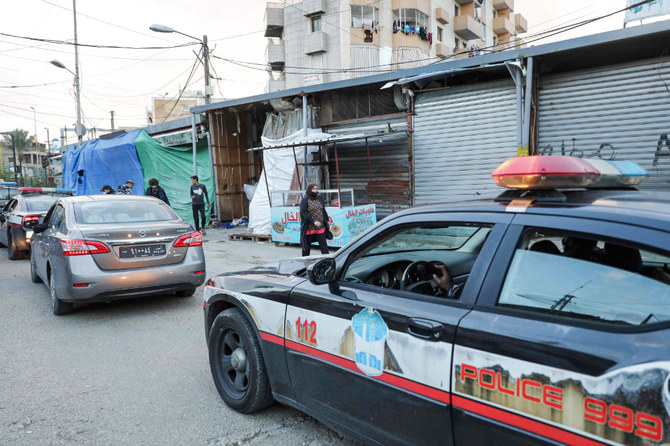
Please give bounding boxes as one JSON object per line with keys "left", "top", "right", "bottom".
{"left": 248, "top": 129, "right": 333, "bottom": 235}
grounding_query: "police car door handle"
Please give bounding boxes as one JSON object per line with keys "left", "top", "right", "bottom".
{"left": 408, "top": 318, "right": 443, "bottom": 341}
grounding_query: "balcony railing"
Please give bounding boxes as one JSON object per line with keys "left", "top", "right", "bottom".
{"left": 435, "top": 42, "right": 450, "bottom": 57}
{"left": 454, "top": 14, "right": 482, "bottom": 41}
{"left": 493, "top": 16, "right": 514, "bottom": 35}
{"left": 493, "top": 0, "right": 514, "bottom": 11}
{"left": 303, "top": 0, "right": 325, "bottom": 16}
{"left": 304, "top": 31, "right": 327, "bottom": 54}
{"left": 267, "top": 40, "right": 285, "bottom": 71}
{"left": 514, "top": 13, "right": 527, "bottom": 33}
{"left": 265, "top": 3, "right": 284, "bottom": 38}
{"left": 435, "top": 7, "right": 449, "bottom": 24}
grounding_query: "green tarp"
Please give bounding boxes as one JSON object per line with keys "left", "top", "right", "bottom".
{"left": 134, "top": 130, "right": 215, "bottom": 225}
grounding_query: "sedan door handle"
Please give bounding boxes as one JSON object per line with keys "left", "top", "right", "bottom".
{"left": 407, "top": 318, "right": 444, "bottom": 341}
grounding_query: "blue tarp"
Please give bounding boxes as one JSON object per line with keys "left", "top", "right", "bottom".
{"left": 62, "top": 130, "right": 145, "bottom": 195}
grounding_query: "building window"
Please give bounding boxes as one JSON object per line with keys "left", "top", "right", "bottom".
{"left": 311, "top": 15, "right": 322, "bottom": 32}
{"left": 437, "top": 26, "right": 443, "bottom": 42}
{"left": 392, "top": 8, "right": 428, "bottom": 28}
{"left": 474, "top": 1, "right": 484, "bottom": 21}
{"left": 351, "top": 5, "right": 378, "bottom": 27}
{"left": 454, "top": 5, "right": 460, "bottom": 17}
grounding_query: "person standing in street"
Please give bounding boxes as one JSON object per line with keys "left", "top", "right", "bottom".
{"left": 100, "top": 185, "right": 114, "bottom": 194}
{"left": 299, "top": 183, "right": 331, "bottom": 256}
{"left": 145, "top": 178, "right": 170, "bottom": 206}
{"left": 190, "top": 175, "right": 209, "bottom": 234}
{"left": 116, "top": 180, "right": 134, "bottom": 195}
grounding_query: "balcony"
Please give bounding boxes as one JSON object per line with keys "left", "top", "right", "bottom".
{"left": 515, "top": 13, "right": 527, "bottom": 33}
{"left": 493, "top": 16, "right": 514, "bottom": 35}
{"left": 268, "top": 76, "right": 286, "bottom": 92}
{"left": 267, "top": 40, "right": 285, "bottom": 71}
{"left": 265, "top": 3, "right": 284, "bottom": 38}
{"left": 303, "top": 0, "right": 325, "bottom": 16}
{"left": 435, "top": 42, "right": 450, "bottom": 57}
{"left": 454, "top": 0, "right": 474, "bottom": 4}
{"left": 454, "top": 14, "right": 482, "bottom": 41}
{"left": 304, "top": 31, "right": 327, "bottom": 54}
{"left": 435, "top": 7, "right": 449, "bottom": 24}
{"left": 493, "top": 0, "right": 514, "bottom": 11}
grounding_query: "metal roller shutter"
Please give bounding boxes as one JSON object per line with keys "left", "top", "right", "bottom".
{"left": 325, "top": 115, "right": 410, "bottom": 218}
{"left": 538, "top": 56, "right": 670, "bottom": 190}
{"left": 413, "top": 80, "right": 518, "bottom": 205}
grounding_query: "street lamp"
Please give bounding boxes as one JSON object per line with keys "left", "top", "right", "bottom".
{"left": 50, "top": 59, "right": 84, "bottom": 145}
{"left": 149, "top": 24, "right": 212, "bottom": 105}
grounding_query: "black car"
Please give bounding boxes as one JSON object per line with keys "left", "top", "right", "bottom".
{"left": 0, "top": 187, "right": 73, "bottom": 260}
{"left": 203, "top": 156, "right": 670, "bottom": 445}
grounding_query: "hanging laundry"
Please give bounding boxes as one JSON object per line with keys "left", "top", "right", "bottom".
{"left": 403, "top": 24, "right": 410, "bottom": 34}
{"left": 429, "top": 32, "right": 433, "bottom": 44}
{"left": 393, "top": 20, "right": 398, "bottom": 33}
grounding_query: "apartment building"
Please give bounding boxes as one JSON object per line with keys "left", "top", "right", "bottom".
{"left": 265, "top": 0, "right": 528, "bottom": 91}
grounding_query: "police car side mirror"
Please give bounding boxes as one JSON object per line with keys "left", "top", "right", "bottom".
{"left": 33, "top": 223, "right": 48, "bottom": 234}
{"left": 307, "top": 258, "right": 336, "bottom": 285}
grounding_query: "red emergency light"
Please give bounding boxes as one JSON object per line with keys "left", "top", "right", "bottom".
{"left": 491, "top": 156, "right": 648, "bottom": 190}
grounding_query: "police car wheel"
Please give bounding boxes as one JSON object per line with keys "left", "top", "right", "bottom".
{"left": 49, "top": 272, "right": 73, "bottom": 316}
{"left": 208, "top": 308, "right": 273, "bottom": 413}
{"left": 30, "top": 250, "right": 41, "bottom": 283}
{"left": 7, "top": 229, "right": 20, "bottom": 260}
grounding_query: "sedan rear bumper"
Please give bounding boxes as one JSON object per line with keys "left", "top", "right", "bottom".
{"left": 56, "top": 248, "right": 206, "bottom": 302}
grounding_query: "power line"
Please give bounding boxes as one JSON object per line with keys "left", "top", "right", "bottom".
{"left": 0, "top": 31, "right": 199, "bottom": 50}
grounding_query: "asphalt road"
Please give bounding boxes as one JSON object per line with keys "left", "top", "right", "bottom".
{"left": 0, "top": 236, "right": 355, "bottom": 446}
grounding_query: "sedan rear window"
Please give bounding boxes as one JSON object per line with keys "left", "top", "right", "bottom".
{"left": 74, "top": 200, "right": 177, "bottom": 224}
{"left": 25, "top": 195, "right": 59, "bottom": 212}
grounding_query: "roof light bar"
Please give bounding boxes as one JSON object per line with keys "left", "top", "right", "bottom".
{"left": 18, "top": 187, "right": 75, "bottom": 195}
{"left": 492, "top": 156, "right": 649, "bottom": 190}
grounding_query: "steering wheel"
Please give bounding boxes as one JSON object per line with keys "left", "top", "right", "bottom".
{"left": 401, "top": 261, "right": 441, "bottom": 293}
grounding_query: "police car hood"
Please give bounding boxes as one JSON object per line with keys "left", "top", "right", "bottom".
{"left": 216, "top": 255, "right": 328, "bottom": 278}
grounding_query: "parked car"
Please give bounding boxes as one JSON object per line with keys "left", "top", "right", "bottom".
{"left": 0, "top": 181, "right": 19, "bottom": 208}
{"left": 203, "top": 156, "right": 670, "bottom": 445}
{"left": 0, "top": 187, "right": 73, "bottom": 260}
{"left": 30, "top": 194, "right": 206, "bottom": 315}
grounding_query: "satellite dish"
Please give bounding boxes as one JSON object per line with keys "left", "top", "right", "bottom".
{"left": 75, "top": 123, "right": 87, "bottom": 137}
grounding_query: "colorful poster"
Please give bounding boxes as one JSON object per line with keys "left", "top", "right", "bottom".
{"left": 271, "top": 204, "right": 376, "bottom": 247}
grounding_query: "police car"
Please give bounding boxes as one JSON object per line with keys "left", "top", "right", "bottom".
{"left": 203, "top": 156, "right": 670, "bottom": 445}
{"left": 0, "top": 181, "right": 19, "bottom": 208}
{"left": 0, "top": 187, "right": 75, "bottom": 260}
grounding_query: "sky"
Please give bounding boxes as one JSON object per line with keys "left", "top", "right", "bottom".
{"left": 0, "top": 0, "right": 655, "bottom": 146}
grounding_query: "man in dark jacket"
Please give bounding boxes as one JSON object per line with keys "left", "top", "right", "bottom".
{"left": 190, "top": 175, "right": 209, "bottom": 234}
{"left": 145, "top": 178, "right": 170, "bottom": 206}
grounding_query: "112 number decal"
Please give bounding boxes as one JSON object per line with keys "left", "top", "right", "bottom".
{"left": 295, "top": 317, "right": 317, "bottom": 346}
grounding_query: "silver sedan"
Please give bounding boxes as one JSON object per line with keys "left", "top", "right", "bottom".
{"left": 30, "top": 195, "right": 206, "bottom": 315}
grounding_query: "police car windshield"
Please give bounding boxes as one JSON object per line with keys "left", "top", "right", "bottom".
{"left": 365, "top": 226, "right": 482, "bottom": 256}
{"left": 25, "top": 195, "right": 59, "bottom": 212}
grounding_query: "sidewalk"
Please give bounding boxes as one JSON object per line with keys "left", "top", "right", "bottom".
{"left": 200, "top": 226, "right": 308, "bottom": 277}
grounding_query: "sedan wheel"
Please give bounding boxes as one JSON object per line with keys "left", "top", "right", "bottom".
{"left": 208, "top": 308, "right": 273, "bottom": 413}
{"left": 30, "top": 251, "right": 41, "bottom": 283}
{"left": 49, "top": 271, "right": 73, "bottom": 315}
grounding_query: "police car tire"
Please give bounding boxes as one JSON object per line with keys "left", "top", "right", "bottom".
{"left": 49, "top": 271, "right": 73, "bottom": 316}
{"left": 30, "top": 251, "right": 41, "bottom": 283}
{"left": 208, "top": 308, "right": 274, "bottom": 413}
{"left": 7, "top": 229, "right": 19, "bottom": 260}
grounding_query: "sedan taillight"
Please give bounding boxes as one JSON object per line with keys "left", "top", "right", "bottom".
{"left": 22, "top": 214, "right": 40, "bottom": 229}
{"left": 61, "top": 239, "right": 110, "bottom": 256}
{"left": 174, "top": 231, "right": 202, "bottom": 247}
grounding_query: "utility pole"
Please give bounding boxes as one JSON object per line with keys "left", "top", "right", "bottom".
{"left": 72, "top": 0, "right": 83, "bottom": 144}
{"left": 44, "top": 127, "right": 51, "bottom": 183}
{"left": 203, "top": 35, "right": 211, "bottom": 104}
{"left": 110, "top": 111, "right": 115, "bottom": 130}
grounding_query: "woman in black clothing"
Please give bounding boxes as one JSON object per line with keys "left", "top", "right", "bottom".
{"left": 299, "top": 183, "right": 330, "bottom": 256}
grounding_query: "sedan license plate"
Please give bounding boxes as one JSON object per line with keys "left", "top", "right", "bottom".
{"left": 119, "top": 244, "right": 166, "bottom": 259}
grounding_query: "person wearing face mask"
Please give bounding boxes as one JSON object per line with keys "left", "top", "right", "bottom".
{"left": 299, "top": 183, "right": 331, "bottom": 256}
{"left": 144, "top": 178, "right": 170, "bottom": 206}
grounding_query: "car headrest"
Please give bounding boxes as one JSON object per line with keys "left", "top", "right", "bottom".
{"left": 604, "top": 243, "right": 642, "bottom": 273}
{"left": 530, "top": 240, "right": 561, "bottom": 255}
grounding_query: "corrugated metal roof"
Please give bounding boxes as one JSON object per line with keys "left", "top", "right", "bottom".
{"left": 191, "top": 20, "right": 670, "bottom": 114}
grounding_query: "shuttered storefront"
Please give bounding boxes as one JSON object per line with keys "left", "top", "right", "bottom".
{"left": 413, "top": 80, "right": 518, "bottom": 205}
{"left": 538, "top": 57, "right": 670, "bottom": 190}
{"left": 325, "top": 115, "right": 410, "bottom": 218}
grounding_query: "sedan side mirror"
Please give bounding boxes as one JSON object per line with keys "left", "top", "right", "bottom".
{"left": 33, "top": 222, "right": 48, "bottom": 234}
{"left": 307, "top": 258, "right": 336, "bottom": 285}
